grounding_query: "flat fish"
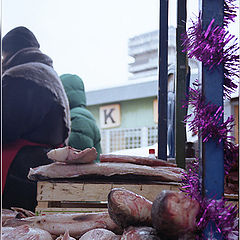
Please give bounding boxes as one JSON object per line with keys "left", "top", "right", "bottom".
{"left": 2, "top": 225, "right": 53, "bottom": 240}
{"left": 79, "top": 228, "right": 121, "bottom": 240}
{"left": 11, "top": 207, "right": 35, "bottom": 218}
{"left": 108, "top": 188, "right": 152, "bottom": 228}
{"left": 2, "top": 209, "right": 19, "bottom": 226}
{"left": 100, "top": 154, "right": 177, "bottom": 167}
{"left": 47, "top": 146, "right": 97, "bottom": 164}
{"left": 28, "top": 162, "right": 183, "bottom": 182}
{"left": 120, "top": 226, "right": 161, "bottom": 240}
{"left": 153, "top": 166, "right": 185, "bottom": 175}
{"left": 2, "top": 208, "right": 35, "bottom": 225}
{"left": 55, "top": 230, "right": 76, "bottom": 240}
{"left": 3, "top": 212, "right": 122, "bottom": 238}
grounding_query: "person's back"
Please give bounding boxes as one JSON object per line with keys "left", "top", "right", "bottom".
{"left": 60, "top": 74, "right": 102, "bottom": 162}
{"left": 2, "top": 26, "right": 71, "bottom": 211}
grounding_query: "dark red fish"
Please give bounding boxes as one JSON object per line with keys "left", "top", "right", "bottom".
{"left": 100, "top": 154, "right": 177, "bottom": 167}
{"left": 151, "top": 190, "right": 200, "bottom": 239}
{"left": 108, "top": 188, "right": 152, "bottom": 228}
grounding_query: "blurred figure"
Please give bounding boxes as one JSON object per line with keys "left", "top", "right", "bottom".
{"left": 60, "top": 74, "right": 102, "bottom": 162}
{"left": 2, "top": 26, "right": 71, "bottom": 211}
{"left": 167, "top": 91, "right": 175, "bottom": 158}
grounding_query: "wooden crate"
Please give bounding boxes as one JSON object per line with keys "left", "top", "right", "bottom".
{"left": 36, "top": 181, "right": 181, "bottom": 215}
{"left": 224, "top": 194, "right": 239, "bottom": 210}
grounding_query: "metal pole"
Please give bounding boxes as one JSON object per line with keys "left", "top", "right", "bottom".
{"left": 201, "top": 0, "right": 224, "bottom": 238}
{"left": 175, "top": 0, "right": 187, "bottom": 168}
{"left": 158, "top": 0, "right": 168, "bottom": 160}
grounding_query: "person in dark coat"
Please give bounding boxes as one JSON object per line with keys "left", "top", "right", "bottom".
{"left": 60, "top": 74, "right": 102, "bottom": 162}
{"left": 2, "top": 26, "right": 71, "bottom": 211}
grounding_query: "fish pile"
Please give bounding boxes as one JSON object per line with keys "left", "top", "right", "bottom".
{"left": 27, "top": 146, "right": 185, "bottom": 182}
{"left": 2, "top": 147, "right": 199, "bottom": 239}
{"left": 2, "top": 188, "right": 200, "bottom": 240}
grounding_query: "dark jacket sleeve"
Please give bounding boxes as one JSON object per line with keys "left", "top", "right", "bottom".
{"left": 2, "top": 76, "right": 55, "bottom": 144}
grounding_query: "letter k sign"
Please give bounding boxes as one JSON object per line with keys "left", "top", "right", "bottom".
{"left": 104, "top": 108, "right": 115, "bottom": 124}
{"left": 100, "top": 104, "right": 121, "bottom": 128}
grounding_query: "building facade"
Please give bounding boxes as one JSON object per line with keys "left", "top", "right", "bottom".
{"left": 86, "top": 28, "right": 239, "bottom": 155}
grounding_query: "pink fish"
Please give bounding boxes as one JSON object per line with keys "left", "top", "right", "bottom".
{"left": 100, "top": 154, "right": 177, "bottom": 167}
{"left": 47, "top": 146, "right": 97, "bottom": 164}
{"left": 2, "top": 208, "right": 35, "bottom": 225}
{"left": 2, "top": 225, "right": 53, "bottom": 240}
{"left": 3, "top": 212, "right": 122, "bottom": 238}
{"left": 28, "top": 162, "right": 183, "bottom": 182}
{"left": 108, "top": 188, "right": 152, "bottom": 228}
{"left": 55, "top": 230, "right": 76, "bottom": 240}
{"left": 79, "top": 228, "right": 121, "bottom": 240}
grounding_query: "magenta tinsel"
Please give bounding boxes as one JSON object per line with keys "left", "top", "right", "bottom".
{"left": 184, "top": 80, "right": 239, "bottom": 173}
{"left": 180, "top": 162, "right": 239, "bottom": 239}
{"left": 182, "top": 15, "right": 239, "bottom": 98}
{"left": 180, "top": 1, "right": 239, "bottom": 239}
{"left": 224, "top": 0, "right": 238, "bottom": 26}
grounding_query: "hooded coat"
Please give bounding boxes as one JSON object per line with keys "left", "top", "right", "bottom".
{"left": 60, "top": 74, "right": 102, "bottom": 162}
{"left": 2, "top": 26, "right": 71, "bottom": 211}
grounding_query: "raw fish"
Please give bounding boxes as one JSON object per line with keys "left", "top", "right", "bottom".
{"left": 2, "top": 225, "right": 53, "bottom": 240}
{"left": 79, "top": 228, "right": 120, "bottom": 240}
{"left": 3, "top": 212, "right": 122, "bottom": 238}
{"left": 47, "top": 146, "right": 97, "bottom": 164}
{"left": 100, "top": 154, "right": 176, "bottom": 167}
{"left": 120, "top": 226, "right": 161, "bottom": 240}
{"left": 28, "top": 162, "right": 183, "bottom": 182}
{"left": 55, "top": 230, "right": 76, "bottom": 240}
{"left": 151, "top": 190, "right": 200, "bottom": 239}
{"left": 108, "top": 188, "right": 152, "bottom": 228}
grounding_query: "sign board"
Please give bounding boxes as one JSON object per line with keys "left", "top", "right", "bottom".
{"left": 100, "top": 104, "right": 121, "bottom": 128}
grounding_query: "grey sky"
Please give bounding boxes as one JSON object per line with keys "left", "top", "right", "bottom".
{"left": 2, "top": 0, "right": 238, "bottom": 91}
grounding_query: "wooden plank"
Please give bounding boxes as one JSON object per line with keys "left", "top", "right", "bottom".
{"left": 36, "top": 201, "right": 49, "bottom": 208}
{"left": 37, "top": 181, "right": 181, "bottom": 202}
{"left": 113, "top": 184, "right": 170, "bottom": 202}
{"left": 36, "top": 181, "right": 237, "bottom": 217}
{"left": 35, "top": 207, "right": 108, "bottom": 215}
{"left": 37, "top": 182, "right": 112, "bottom": 202}
{"left": 224, "top": 193, "right": 239, "bottom": 200}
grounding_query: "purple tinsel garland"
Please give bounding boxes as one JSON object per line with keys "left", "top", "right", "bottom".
{"left": 224, "top": 0, "right": 238, "bottom": 26}
{"left": 183, "top": 81, "right": 239, "bottom": 174}
{"left": 181, "top": 15, "right": 239, "bottom": 98}
{"left": 180, "top": 1, "right": 239, "bottom": 239}
{"left": 181, "top": 162, "right": 239, "bottom": 239}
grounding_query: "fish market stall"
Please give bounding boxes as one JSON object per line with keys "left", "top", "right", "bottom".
{"left": 30, "top": 146, "right": 183, "bottom": 214}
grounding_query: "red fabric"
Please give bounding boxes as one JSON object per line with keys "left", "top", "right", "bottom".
{"left": 2, "top": 139, "right": 51, "bottom": 192}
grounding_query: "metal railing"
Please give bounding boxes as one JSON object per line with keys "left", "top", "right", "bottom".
{"left": 100, "top": 125, "right": 158, "bottom": 154}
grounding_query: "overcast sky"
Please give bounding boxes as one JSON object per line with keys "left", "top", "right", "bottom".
{"left": 2, "top": 0, "right": 239, "bottom": 91}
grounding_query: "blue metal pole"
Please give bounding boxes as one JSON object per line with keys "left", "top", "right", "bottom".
{"left": 158, "top": 0, "right": 168, "bottom": 160}
{"left": 201, "top": 0, "right": 224, "bottom": 238}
